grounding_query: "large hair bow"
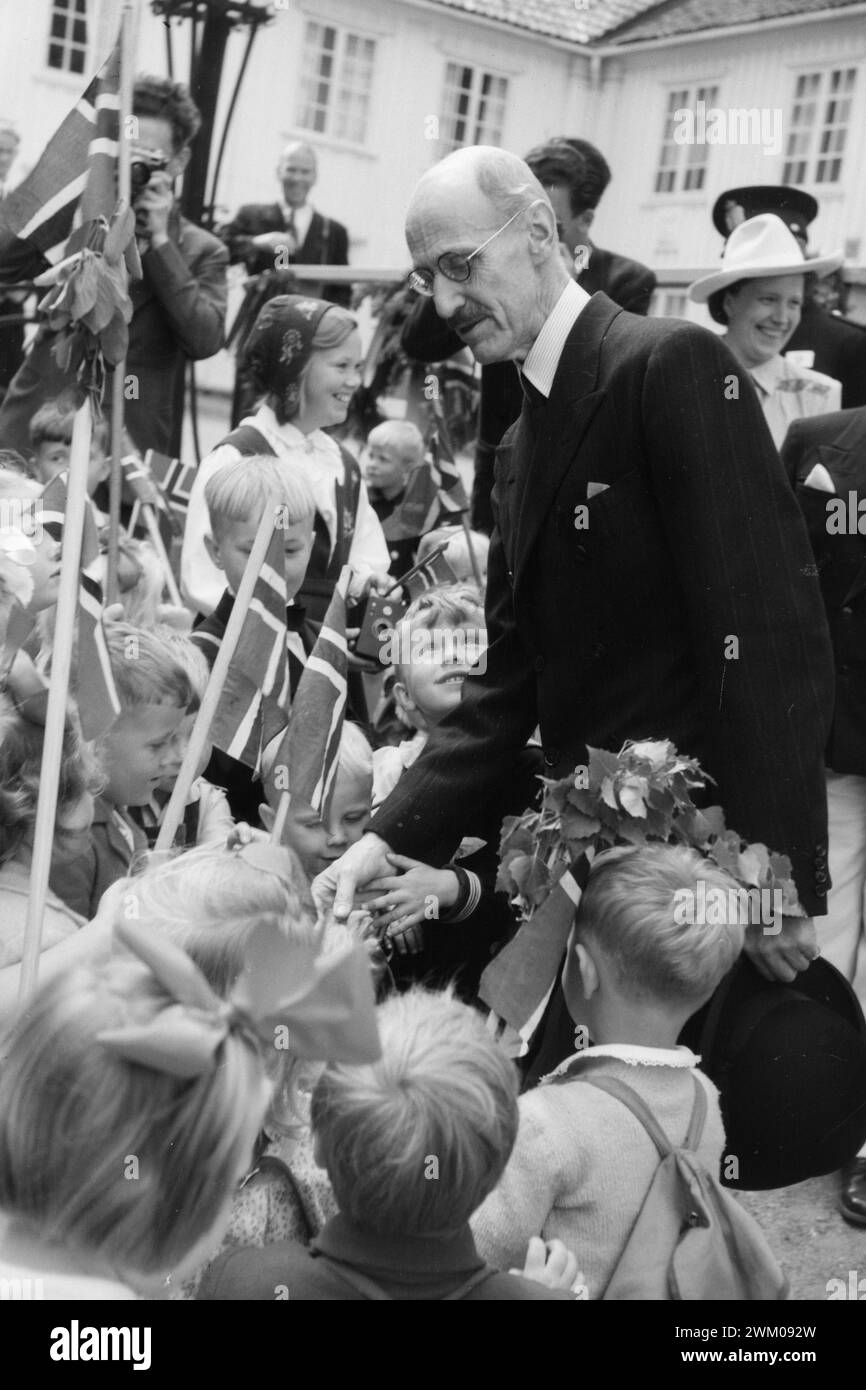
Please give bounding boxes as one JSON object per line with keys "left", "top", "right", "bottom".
{"left": 98, "top": 916, "right": 381, "bottom": 1078}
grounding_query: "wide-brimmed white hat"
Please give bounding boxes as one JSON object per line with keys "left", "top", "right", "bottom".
{"left": 689, "top": 213, "right": 843, "bottom": 303}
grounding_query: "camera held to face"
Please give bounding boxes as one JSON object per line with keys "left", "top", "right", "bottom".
{"left": 130, "top": 149, "right": 169, "bottom": 197}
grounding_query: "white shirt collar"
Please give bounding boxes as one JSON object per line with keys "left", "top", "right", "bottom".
{"left": 246, "top": 403, "right": 338, "bottom": 460}
{"left": 280, "top": 201, "right": 313, "bottom": 242}
{"left": 544, "top": 1042, "right": 701, "bottom": 1081}
{"left": 747, "top": 354, "right": 786, "bottom": 397}
{"left": 521, "top": 278, "right": 591, "bottom": 397}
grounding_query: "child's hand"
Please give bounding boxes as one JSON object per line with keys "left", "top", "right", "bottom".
{"left": 362, "top": 571, "right": 393, "bottom": 597}
{"left": 513, "top": 1237, "right": 585, "bottom": 1296}
{"left": 226, "top": 821, "right": 272, "bottom": 851}
{"left": 367, "top": 855, "right": 459, "bottom": 946}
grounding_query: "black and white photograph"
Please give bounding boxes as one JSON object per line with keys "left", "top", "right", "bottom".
{"left": 0, "top": 0, "right": 864, "bottom": 1359}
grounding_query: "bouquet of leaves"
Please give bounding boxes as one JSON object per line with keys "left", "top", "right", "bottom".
{"left": 34, "top": 202, "right": 141, "bottom": 414}
{"left": 497, "top": 738, "right": 804, "bottom": 920}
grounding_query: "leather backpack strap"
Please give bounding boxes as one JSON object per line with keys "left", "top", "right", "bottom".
{"left": 683, "top": 1074, "right": 708, "bottom": 1152}
{"left": 579, "top": 1074, "right": 674, "bottom": 1160}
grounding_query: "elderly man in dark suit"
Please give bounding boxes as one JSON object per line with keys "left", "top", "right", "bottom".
{"left": 402, "top": 137, "right": 656, "bottom": 533}
{"left": 0, "top": 77, "right": 227, "bottom": 456}
{"left": 782, "top": 406, "right": 866, "bottom": 1224}
{"left": 318, "top": 146, "right": 833, "bottom": 1010}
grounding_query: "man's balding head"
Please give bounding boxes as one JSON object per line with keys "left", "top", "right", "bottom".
{"left": 405, "top": 146, "right": 568, "bottom": 365}
{"left": 279, "top": 142, "right": 317, "bottom": 207}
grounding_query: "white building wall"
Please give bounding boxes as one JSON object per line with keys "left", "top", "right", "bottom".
{"left": 593, "top": 12, "right": 866, "bottom": 300}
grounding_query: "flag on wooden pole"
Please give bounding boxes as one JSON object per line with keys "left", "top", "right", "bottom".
{"left": 38, "top": 472, "right": 120, "bottom": 740}
{"left": 269, "top": 568, "right": 350, "bottom": 816}
{"left": 403, "top": 545, "right": 458, "bottom": 601}
{"left": 209, "top": 526, "right": 290, "bottom": 770}
{"left": 0, "top": 41, "right": 120, "bottom": 269}
{"left": 143, "top": 450, "right": 196, "bottom": 530}
{"left": 427, "top": 425, "right": 470, "bottom": 517}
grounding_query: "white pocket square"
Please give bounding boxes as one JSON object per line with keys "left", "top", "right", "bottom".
{"left": 802, "top": 463, "right": 836, "bottom": 494}
{"left": 587, "top": 481, "right": 610, "bottom": 499}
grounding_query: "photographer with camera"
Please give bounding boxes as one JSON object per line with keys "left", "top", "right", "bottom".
{"left": 0, "top": 76, "right": 227, "bottom": 457}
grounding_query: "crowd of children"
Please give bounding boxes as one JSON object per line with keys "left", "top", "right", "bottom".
{"left": 0, "top": 293, "right": 791, "bottom": 1302}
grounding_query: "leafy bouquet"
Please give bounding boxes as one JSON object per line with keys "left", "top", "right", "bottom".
{"left": 497, "top": 738, "right": 805, "bottom": 921}
{"left": 33, "top": 202, "right": 141, "bottom": 413}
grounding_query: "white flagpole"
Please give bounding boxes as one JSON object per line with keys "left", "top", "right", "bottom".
{"left": 20, "top": 401, "right": 93, "bottom": 1002}
{"left": 140, "top": 502, "right": 183, "bottom": 607}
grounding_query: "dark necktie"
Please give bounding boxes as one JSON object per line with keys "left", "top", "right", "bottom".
{"left": 519, "top": 372, "right": 546, "bottom": 438}
{"left": 285, "top": 209, "right": 297, "bottom": 240}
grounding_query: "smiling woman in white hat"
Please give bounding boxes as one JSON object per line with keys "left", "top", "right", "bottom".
{"left": 689, "top": 214, "right": 844, "bottom": 449}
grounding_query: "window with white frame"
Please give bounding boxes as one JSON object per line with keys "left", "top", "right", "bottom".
{"left": 439, "top": 64, "right": 508, "bottom": 155}
{"left": 783, "top": 67, "right": 857, "bottom": 185}
{"left": 654, "top": 84, "right": 719, "bottom": 194}
{"left": 47, "top": 0, "right": 88, "bottom": 75}
{"left": 295, "top": 20, "right": 376, "bottom": 145}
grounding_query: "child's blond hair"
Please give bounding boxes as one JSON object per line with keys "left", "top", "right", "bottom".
{"left": 417, "top": 526, "right": 489, "bottom": 584}
{"left": 205, "top": 454, "right": 315, "bottom": 542}
{"left": 366, "top": 420, "right": 425, "bottom": 470}
{"left": 573, "top": 844, "right": 746, "bottom": 1007}
{"left": 311, "top": 988, "right": 519, "bottom": 1236}
{"left": 0, "top": 955, "right": 270, "bottom": 1280}
{"left": 105, "top": 621, "right": 196, "bottom": 713}
{"left": 391, "top": 582, "right": 485, "bottom": 684}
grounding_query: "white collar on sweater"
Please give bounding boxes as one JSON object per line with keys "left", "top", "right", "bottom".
{"left": 521, "top": 278, "right": 591, "bottom": 397}
{"left": 545, "top": 1042, "right": 701, "bottom": 1081}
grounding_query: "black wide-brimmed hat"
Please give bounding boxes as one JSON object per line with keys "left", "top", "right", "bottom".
{"left": 694, "top": 956, "right": 866, "bottom": 1190}
{"left": 712, "top": 185, "right": 818, "bottom": 242}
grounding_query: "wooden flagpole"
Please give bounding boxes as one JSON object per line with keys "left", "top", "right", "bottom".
{"left": 154, "top": 501, "right": 277, "bottom": 852}
{"left": 459, "top": 512, "right": 482, "bottom": 588}
{"left": 107, "top": 0, "right": 136, "bottom": 604}
{"left": 140, "top": 502, "right": 183, "bottom": 607}
{"left": 19, "top": 401, "right": 94, "bottom": 1003}
{"left": 270, "top": 793, "right": 291, "bottom": 845}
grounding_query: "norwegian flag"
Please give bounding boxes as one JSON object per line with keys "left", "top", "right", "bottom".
{"left": 39, "top": 471, "right": 99, "bottom": 565}
{"left": 402, "top": 543, "right": 458, "bottom": 601}
{"left": 209, "top": 526, "right": 291, "bottom": 769}
{"left": 272, "top": 568, "right": 349, "bottom": 815}
{"left": 0, "top": 40, "right": 120, "bottom": 271}
{"left": 426, "top": 399, "right": 470, "bottom": 520}
{"left": 479, "top": 854, "right": 594, "bottom": 1051}
{"left": 143, "top": 450, "right": 196, "bottom": 534}
{"left": 38, "top": 473, "right": 120, "bottom": 740}
{"left": 379, "top": 462, "right": 441, "bottom": 545}
{"left": 121, "top": 453, "right": 179, "bottom": 537}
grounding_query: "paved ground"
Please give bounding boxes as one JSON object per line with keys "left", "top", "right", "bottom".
{"left": 738, "top": 1175, "right": 865, "bottom": 1300}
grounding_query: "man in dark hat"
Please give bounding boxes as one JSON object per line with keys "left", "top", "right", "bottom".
{"left": 401, "top": 137, "right": 656, "bottom": 533}
{"left": 712, "top": 184, "right": 866, "bottom": 408}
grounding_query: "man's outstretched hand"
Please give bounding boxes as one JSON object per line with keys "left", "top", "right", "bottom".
{"left": 312, "top": 832, "right": 395, "bottom": 921}
{"left": 743, "top": 915, "right": 819, "bottom": 983}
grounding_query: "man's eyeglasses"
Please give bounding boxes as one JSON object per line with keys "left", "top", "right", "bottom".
{"left": 407, "top": 202, "right": 537, "bottom": 297}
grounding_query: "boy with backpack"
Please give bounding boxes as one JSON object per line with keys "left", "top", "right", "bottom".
{"left": 471, "top": 843, "right": 788, "bottom": 1300}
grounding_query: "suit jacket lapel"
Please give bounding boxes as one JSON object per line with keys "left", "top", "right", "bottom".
{"left": 804, "top": 426, "right": 866, "bottom": 603}
{"left": 513, "top": 294, "right": 617, "bottom": 591}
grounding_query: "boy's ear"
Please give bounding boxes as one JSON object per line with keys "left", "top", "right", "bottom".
{"left": 392, "top": 679, "right": 415, "bottom": 714}
{"left": 203, "top": 532, "right": 224, "bottom": 571}
{"left": 574, "top": 942, "right": 599, "bottom": 998}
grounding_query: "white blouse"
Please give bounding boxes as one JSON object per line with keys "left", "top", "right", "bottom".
{"left": 746, "top": 353, "right": 841, "bottom": 451}
{"left": 181, "top": 404, "right": 389, "bottom": 616}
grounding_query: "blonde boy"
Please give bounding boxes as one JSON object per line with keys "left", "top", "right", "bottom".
{"left": 472, "top": 844, "right": 745, "bottom": 1298}
{"left": 54, "top": 623, "right": 195, "bottom": 919}
{"left": 192, "top": 454, "right": 316, "bottom": 824}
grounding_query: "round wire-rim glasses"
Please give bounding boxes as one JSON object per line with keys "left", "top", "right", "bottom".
{"left": 407, "top": 201, "right": 540, "bottom": 297}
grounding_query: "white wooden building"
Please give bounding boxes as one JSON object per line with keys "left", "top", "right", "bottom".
{"left": 0, "top": 0, "right": 863, "bottom": 340}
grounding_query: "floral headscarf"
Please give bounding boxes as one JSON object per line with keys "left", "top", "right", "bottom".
{"left": 242, "top": 294, "right": 341, "bottom": 421}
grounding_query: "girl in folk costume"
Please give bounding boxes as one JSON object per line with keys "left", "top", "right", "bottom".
{"left": 182, "top": 294, "right": 390, "bottom": 623}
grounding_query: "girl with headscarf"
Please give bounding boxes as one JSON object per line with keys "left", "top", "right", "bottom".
{"left": 182, "top": 295, "right": 389, "bottom": 622}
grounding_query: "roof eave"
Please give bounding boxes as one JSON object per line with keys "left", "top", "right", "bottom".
{"left": 596, "top": 2, "right": 866, "bottom": 56}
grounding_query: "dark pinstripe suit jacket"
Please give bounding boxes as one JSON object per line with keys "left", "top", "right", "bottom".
{"left": 373, "top": 294, "right": 835, "bottom": 915}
